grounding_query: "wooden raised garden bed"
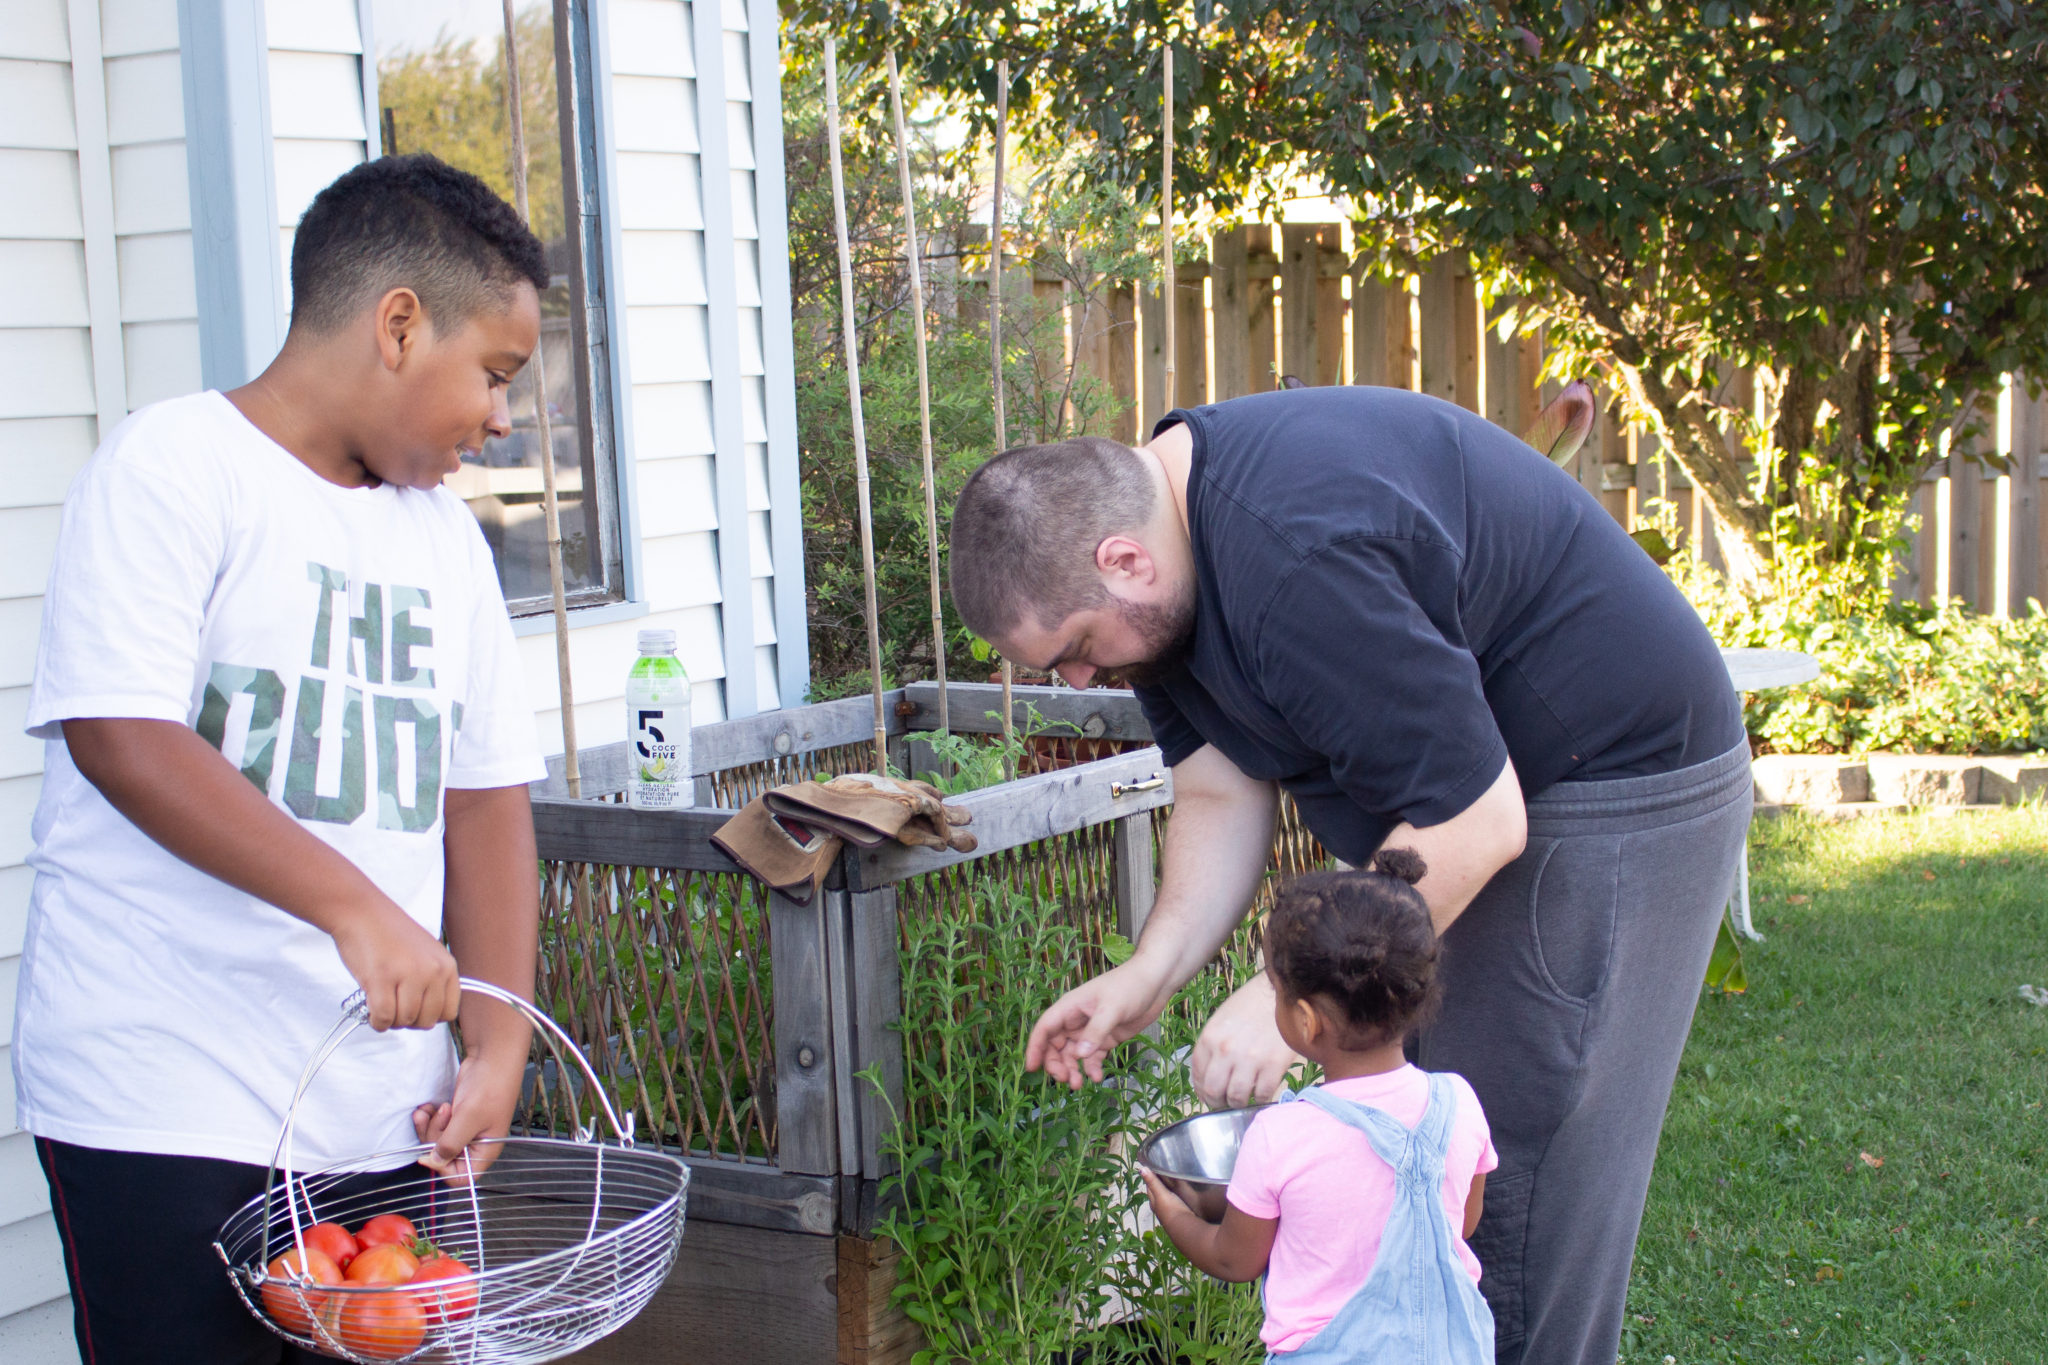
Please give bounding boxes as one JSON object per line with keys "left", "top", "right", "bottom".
{"left": 530, "top": 683, "right": 1325, "bottom": 1364}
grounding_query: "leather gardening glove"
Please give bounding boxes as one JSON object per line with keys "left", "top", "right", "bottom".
{"left": 711, "top": 799, "right": 842, "bottom": 905}
{"left": 764, "top": 774, "right": 977, "bottom": 853}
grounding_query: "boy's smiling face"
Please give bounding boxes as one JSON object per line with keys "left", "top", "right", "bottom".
{"left": 368, "top": 281, "right": 542, "bottom": 491}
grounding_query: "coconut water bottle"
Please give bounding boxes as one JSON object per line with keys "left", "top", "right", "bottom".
{"left": 626, "top": 629, "right": 691, "bottom": 809}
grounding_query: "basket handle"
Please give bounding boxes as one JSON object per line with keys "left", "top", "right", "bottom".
{"left": 260, "top": 978, "right": 631, "bottom": 1268}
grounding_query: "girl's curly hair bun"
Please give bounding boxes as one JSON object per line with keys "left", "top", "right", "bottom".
{"left": 1370, "top": 847, "right": 1428, "bottom": 886}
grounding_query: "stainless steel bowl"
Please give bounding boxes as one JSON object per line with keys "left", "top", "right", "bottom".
{"left": 1136, "top": 1107, "right": 1262, "bottom": 1224}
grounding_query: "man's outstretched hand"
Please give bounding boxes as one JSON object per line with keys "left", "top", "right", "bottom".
{"left": 1025, "top": 959, "right": 1174, "bottom": 1088}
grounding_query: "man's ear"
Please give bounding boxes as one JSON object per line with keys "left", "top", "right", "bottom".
{"left": 1095, "top": 533, "right": 1155, "bottom": 585}
{"left": 373, "top": 286, "right": 428, "bottom": 371}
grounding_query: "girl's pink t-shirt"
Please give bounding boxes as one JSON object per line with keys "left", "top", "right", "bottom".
{"left": 1224, "top": 1065, "right": 1498, "bottom": 1353}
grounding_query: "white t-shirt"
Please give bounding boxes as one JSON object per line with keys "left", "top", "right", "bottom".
{"left": 15, "top": 390, "right": 546, "bottom": 1169}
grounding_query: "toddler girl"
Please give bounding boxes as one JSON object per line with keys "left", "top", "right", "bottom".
{"left": 1141, "top": 851, "right": 1497, "bottom": 1362}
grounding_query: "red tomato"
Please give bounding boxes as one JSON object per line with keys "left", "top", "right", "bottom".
{"left": 410, "top": 1255, "right": 480, "bottom": 1324}
{"left": 344, "top": 1242, "right": 419, "bottom": 1286}
{"left": 302, "top": 1221, "right": 360, "bottom": 1271}
{"left": 333, "top": 1289, "right": 427, "bottom": 1361}
{"left": 260, "top": 1248, "right": 341, "bottom": 1337}
{"left": 355, "top": 1213, "right": 418, "bottom": 1251}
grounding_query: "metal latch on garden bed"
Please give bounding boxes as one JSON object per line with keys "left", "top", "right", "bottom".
{"left": 1111, "top": 772, "right": 1166, "bottom": 798}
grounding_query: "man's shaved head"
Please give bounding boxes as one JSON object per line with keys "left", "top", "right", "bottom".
{"left": 949, "top": 436, "right": 1158, "bottom": 639}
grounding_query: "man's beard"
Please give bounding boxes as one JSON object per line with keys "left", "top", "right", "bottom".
{"left": 1109, "top": 587, "right": 1197, "bottom": 689}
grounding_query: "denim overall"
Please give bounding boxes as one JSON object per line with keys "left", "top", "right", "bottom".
{"left": 1268, "top": 1075, "right": 1496, "bottom": 1364}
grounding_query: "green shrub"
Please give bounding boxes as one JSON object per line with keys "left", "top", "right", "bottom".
{"left": 872, "top": 880, "right": 1267, "bottom": 1363}
{"left": 1681, "top": 562, "right": 2048, "bottom": 755}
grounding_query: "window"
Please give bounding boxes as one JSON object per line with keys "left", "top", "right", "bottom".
{"left": 371, "top": 0, "right": 624, "bottom": 612}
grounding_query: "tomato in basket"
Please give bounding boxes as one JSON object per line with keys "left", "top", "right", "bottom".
{"left": 332, "top": 1289, "right": 428, "bottom": 1360}
{"left": 302, "top": 1221, "right": 360, "bottom": 1271}
{"left": 345, "top": 1243, "right": 418, "bottom": 1285}
{"left": 260, "top": 1248, "right": 342, "bottom": 1336}
{"left": 410, "top": 1253, "right": 480, "bottom": 1324}
{"left": 355, "top": 1213, "right": 418, "bottom": 1250}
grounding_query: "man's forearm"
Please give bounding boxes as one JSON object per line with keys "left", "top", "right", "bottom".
{"left": 1379, "top": 756, "right": 1527, "bottom": 934}
{"left": 1130, "top": 747, "right": 1279, "bottom": 992}
{"left": 441, "top": 784, "right": 539, "bottom": 1059}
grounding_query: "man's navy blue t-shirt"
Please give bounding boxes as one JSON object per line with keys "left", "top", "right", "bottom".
{"left": 1135, "top": 387, "right": 1743, "bottom": 864}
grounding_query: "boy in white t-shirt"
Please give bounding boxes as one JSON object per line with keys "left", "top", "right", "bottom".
{"left": 17, "top": 155, "right": 552, "bottom": 1363}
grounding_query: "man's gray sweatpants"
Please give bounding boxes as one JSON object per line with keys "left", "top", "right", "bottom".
{"left": 1414, "top": 738, "right": 1753, "bottom": 1365}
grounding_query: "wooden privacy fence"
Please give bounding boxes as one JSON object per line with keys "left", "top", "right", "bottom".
{"left": 1027, "top": 223, "right": 2048, "bottom": 614}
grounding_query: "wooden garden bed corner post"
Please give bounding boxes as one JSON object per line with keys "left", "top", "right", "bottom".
{"left": 1161, "top": 38, "right": 1175, "bottom": 422}
{"left": 501, "top": 0, "right": 578, "bottom": 795}
{"left": 822, "top": 36, "right": 891, "bottom": 775}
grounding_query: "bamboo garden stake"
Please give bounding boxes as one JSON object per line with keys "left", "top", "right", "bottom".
{"left": 500, "top": 0, "right": 579, "bottom": 797}
{"left": 1161, "top": 41, "right": 1175, "bottom": 420}
{"left": 990, "top": 57, "right": 1016, "bottom": 777}
{"left": 823, "top": 37, "right": 892, "bottom": 775}
{"left": 888, "top": 50, "right": 949, "bottom": 740}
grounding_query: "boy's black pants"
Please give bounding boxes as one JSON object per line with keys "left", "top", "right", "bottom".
{"left": 36, "top": 1138, "right": 360, "bottom": 1365}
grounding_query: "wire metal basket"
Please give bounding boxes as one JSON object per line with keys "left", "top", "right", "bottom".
{"left": 216, "top": 979, "right": 689, "bottom": 1364}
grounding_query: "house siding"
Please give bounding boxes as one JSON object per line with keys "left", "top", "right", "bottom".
{"left": 0, "top": 0, "right": 201, "bottom": 1353}
{"left": 0, "top": 2, "right": 805, "bottom": 1351}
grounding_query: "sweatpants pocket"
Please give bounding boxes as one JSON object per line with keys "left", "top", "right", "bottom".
{"left": 1469, "top": 1167, "right": 1534, "bottom": 1357}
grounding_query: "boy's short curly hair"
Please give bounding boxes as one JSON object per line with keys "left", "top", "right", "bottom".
{"left": 1263, "top": 850, "right": 1440, "bottom": 1050}
{"left": 288, "top": 154, "right": 551, "bottom": 336}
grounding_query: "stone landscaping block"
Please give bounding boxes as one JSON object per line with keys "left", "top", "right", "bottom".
{"left": 1750, "top": 755, "right": 1870, "bottom": 806}
{"left": 1865, "top": 755, "right": 1982, "bottom": 806}
{"left": 1977, "top": 758, "right": 2048, "bottom": 804}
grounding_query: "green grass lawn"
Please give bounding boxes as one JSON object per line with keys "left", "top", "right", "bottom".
{"left": 1623, "top": 807, "right": 2048, "bottom": 1365}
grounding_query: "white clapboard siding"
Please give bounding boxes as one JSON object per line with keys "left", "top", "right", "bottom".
{"left": 624, "top": 305, "right": 714, "bottom": 385}
{"left": 609, "top": 0, "right": 695, "bottom": 78}
{"left": 619, "top": 231, "right": 709, "bottom": 305}
{"left": 0, "top": 419, "right": 95, "bottom": 512}
{"left": 632, "top": 455, "right": 720, "bottom": 538}
{"left": 0, "top": 241, "right": 90, "bottom": 328}
{"left": 630, "top": 381, "right": 718, "bottom": 458}
{"left": 725, "top": 99, "right": 753, "bottom": 170}
{"left": 611, "top": 76, "right": 700, "bottom": 153}
{"left": 0, "top": 1131, "right": 46, "bottom": 1228}
{"left": 102, "top": 49, "right": 183, "bottom": 144}
{"left": 0, "top": 695, "right": 34, "bottom": 787}
{"left": 107, "top": 140, "right": 189, "bottom": 235}
{"left": 0, "top": 333, "right": 94, "bottom": 424}
{"left": 101, "top": 8, "right": 197, "bottom": 424}
{"left": 115, "top": 231, "right": 198, "bottom": 321}
{"left": 268, "top": 0, "right": 367, "bottom": 323}
{"left": 0, "top": 1212, "right": 67, "bottom": 1324}
{"left": 614, "top": 151, "right": 707, "bottom": 231}
{"left": 0, "top": 1293, "right": 75, "bottom": 1365}
{"left": 741, "top": 374, "right": 768, "bottom": 443}
{"left": 265, "top": 0, "right": 362, "bottom": 53}
{"left": 638, "top": 531, "right": 725, "bottom": 613}
{"left": 0, "top": 149, "right": 83, "bottom": 237}
{"left": 2, "top": 0, "right": 70, "bottom": 62}
{"left": 122, "top": 318, "right": 203, "bottom": 408}
{"left": 736, "top": 305, "right": 764, "bottom": 375}
{"left": 744, "top": 442, "right": 770, "bottom": 512}
{"left": 731, "top": 237, "right": 761, "bottom": 308}
{"left": 100, "top": 0, "right": 180, "bottom": 57}
{"left": 0, "top": 59, "right": 78, "bottom": 150}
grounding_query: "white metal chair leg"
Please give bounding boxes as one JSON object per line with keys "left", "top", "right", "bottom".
{"left": 1729, "top": 843, "right": 1764, "bottom": 940}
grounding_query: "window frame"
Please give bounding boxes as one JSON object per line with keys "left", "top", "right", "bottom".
{"left": 362, "top": 0, "right": 637, "bottom": 619}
